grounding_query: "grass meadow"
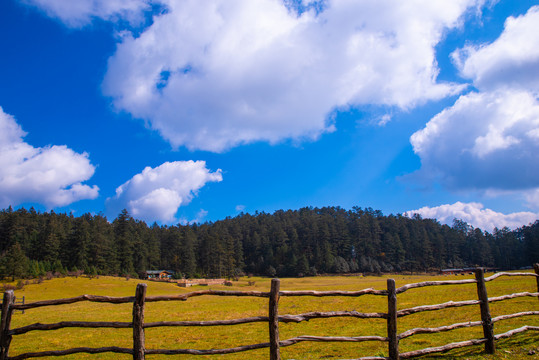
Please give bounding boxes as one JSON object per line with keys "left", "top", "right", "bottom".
{"left": 6, "top": 272, "right": 539, "bottom": 360}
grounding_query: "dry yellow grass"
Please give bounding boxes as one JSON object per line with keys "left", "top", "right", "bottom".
{"left": 6, "top": 272, "right": 539, "bottom": 360}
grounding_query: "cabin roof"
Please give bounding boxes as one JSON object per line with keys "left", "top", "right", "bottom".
{"left": 146, "top": 270, "right": 174, "bottom": 274}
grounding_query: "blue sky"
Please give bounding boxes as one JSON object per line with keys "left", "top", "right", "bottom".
{"left": 1, "top": 0, "right": 539, "bottom": 231}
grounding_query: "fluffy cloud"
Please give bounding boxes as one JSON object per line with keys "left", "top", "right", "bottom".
{"left": 107, "top": 161, "right": 222, "bottom": 223}
{"left": 411, "top": 90, "right": 539, "bottom": 190}
{"left": 452, "top": 5, "right": 539, "bottom": 92}
{"left": 411, "top": 6, "right": 539, "bottom": 193}
{"left": 0, "top": 107, "right": 99, "bottom": 208}
{"left": 405, "top": 202, "right": 538, "bottom": 232}
{"left": 19, "top": 0, "right": 152, "bottom": 27}
{"left": 102, "top": 0, "right": 478, "bottom": 151}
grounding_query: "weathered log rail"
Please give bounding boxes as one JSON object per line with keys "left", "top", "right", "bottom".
{"left": 0, "top": 265, "right": 537, "bottom": 360}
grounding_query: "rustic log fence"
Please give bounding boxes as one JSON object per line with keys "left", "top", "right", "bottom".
{"left": 0, "top": 297, "right": 24, "bottom": 315}
{"left": 0, "top": 265, "right": 538, "bottom": 360}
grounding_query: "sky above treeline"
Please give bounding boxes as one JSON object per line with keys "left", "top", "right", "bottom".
{"left": 1, "top": 0, "right": 539, "bottom": 231}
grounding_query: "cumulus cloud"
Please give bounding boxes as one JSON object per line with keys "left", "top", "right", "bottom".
{"left": 0, "top": 107, "right": 99, "bottom": 208}
{"left": 19, "top": 0, "right": 152, "bottom": 27}
{"left": 452, "top": 5, "right": 539, "bottom": 92}
{"left": 405, "top": 202, "right": 538, "bottom": 232}
{"left": 107, "top": 161, "right": 222, "bottom": 223}
{"left": 411, "top": 90, "right": 539, "bottom": 190}
{"left": 102, "top": 0, "right": 479, "bottom": 152}
{"left": 411, "top": 6, "right": 539, "bottom": 193}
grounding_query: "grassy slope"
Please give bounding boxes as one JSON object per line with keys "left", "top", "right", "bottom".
{"left": 7, "top": 273, "right": 539, "bottom": 360}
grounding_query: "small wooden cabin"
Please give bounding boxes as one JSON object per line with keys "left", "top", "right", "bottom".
{"left": 146, "top": 270, "right": 174, "bottom": 279}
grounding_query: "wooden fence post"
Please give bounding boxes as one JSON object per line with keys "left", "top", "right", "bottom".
{"left": 269, "top": 278, "right": 281, "bottom": 360}
{"left": 0, "top": 291, "right": 15, "bottom": 360}
{"left": 534, "top": 264, "right": 539, "bottom": 300}
{"left": 133, "top": 283, "right": 147, "bottom": 360}
{"left": 475, "top": 268, "right": 495, "bottom": 354}
{"left": 387, "top": 279, "right": 399, "bottom": 360}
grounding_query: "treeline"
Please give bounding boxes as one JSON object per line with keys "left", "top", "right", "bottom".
{"left": 0, "top": 206, "right": 538, "bottom": 280}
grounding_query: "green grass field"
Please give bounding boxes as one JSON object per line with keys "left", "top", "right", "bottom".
{"left": 6, "top": 273, "right": 539, "bottom": 360}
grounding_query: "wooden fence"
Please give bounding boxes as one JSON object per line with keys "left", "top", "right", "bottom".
{"left": 1, "top": 265, "right": 538, "bottom": 360}
{"left": 0, "top": 297, "right": 24, "bottom": 315}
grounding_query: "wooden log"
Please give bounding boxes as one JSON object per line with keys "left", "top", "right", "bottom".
{"left": 396, "top": 279, "right": 477, "bottom": 294}
{"left": 399, "top": 338, "right": 487, "bottom": 358}
{"left": 143, "top": 309, "right": 386, "bottom": 329}
{"left": 484, "top": 271, "right": 539, "bottom": 282}
{"left": 281, "top": 335, "right": 388, "bottom": 343}
{"left": 10, "top": 321, "right": 132, "bottom": 336}
{"left": 145, "top": 335, "right": 388, "bottom": 356}
{"left": 397, "top": 299, "right": 479, "bottom": 317}
{"left": 12, "top": 295, "right": 134, "bottom": 310}
{"left": 146, "top": 342, "right": 271, "bottom": 355}
{"left": 0, "top": 291, "right": 15, "bottom": 360}
{"left": 475, "top": 268, "right": 495, "bottom": 354}
{"left": 491, "top": 311, "right": 539, "bottom": 323}
{"left": 535, "top": 264, "right": 539, "bottom": 300}
{"left": 144, "top": 316, "right": 269, "bottom": 328}
{"left": 279, "top": 310, "right": 387, "bottom": 322}
{"left": 387, "top": 279, "right": 398, "bottom": 360}
{"left": 494, "top": 325, "right": 539, "bottom": 340}
{"left": 8, "top": 346, "right": 133, "bottom": 360}
{"left": 133, "top": 283, "right": 147, "bottom": 360}
{"left": 397, "top": 309, "right": 531, "bottom": 341}
{"left": 398, "top": 320, "right": 483, "bottom": 340}
{"left": 488, "top": 292, "right": 539, "bottom": 303}
{"left": 280, "top": 288, "right": 387, "bottom": 297}
{"left": 269, "top": 278, "right": 280, "bottom": 360}
{"left": 145, "top": 290, "right": 269, "bottom": 302}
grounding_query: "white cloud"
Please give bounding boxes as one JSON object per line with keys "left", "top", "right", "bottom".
{"left": 411, "top": 90, "right": 539, "bottom": 190}
{"left": 0, "top": 106, "right": 99, "bottom": 208}
{"left": 411, "top": 6, "right": 539, "bottom": 194}
{"left": 452, "top": 6, "right": 539, "bottom": 93}
{"left": 103, "top": 0, "right": 478, "bottom": 152}
{"left": 19, "top": 0, "right": 152, "bottom": 27}
{"left": 107, "top": 161, "right": 222, "bottom": 223}
{"left": 405, "top": 202, "right": 538, "bottom": 232}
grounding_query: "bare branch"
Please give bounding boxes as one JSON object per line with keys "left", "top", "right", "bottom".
{"left": 280, "top": 335, "right": 388, "bottom": 344}
{"left": 485, "top": 272, "right": 539, "bottom": 282}
{"left": 144, "top": 316, "right": 268, "bottom": 328}
{"left": 399, "top": 338, "right": 487, "bottom": 358}
{"left": 12, "top": 295, "right": 134, "bottom": 310}
{"left": 8, "top": 347, "right": 133, "bottom": 360}
{"left": 396, "top": 279, "right": 476, "bottom": 294}
{"left": 398, "top": 320, "right": 482, "bottom": 339}
{"left": 494, "top": 325, "right": 539, "bottom": 340}
{"left": 397, "top": 299, "right": 480, "bottom": 317}
{"left": 145, "top": 342, "right": 270, "bottom": 355}
{"left": 280, "top": 288, "right": 387, "bottom": 297}
{"left": 488, "top": 292, "right": 539, "bottom": 303}
{"left": 9, "top": 321, "right": 132, "bottom": 336}
{"left": 280, "top": 311, "right": 387, "bottom": 323}
{"left": 491, "top": 311, "right": 539, "bottom": 323}
{"left": 145, "top": 290, "right": 270, "bottom": 302}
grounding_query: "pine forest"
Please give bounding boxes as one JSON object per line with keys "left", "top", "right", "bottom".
{"left": 0, "top": 206, "right": 538, "bottom": 280}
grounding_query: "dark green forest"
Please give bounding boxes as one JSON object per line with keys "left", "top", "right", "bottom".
{"left": 0, "top": 206, "right": 538, "bottom": 280}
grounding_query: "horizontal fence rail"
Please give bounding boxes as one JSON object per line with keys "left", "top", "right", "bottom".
{"left": 0, "top": 265, "right": 538, "bottom": 360}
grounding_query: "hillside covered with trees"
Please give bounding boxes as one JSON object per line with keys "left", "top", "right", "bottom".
{"left": 0, "top": 206, "right": 538, "bottom": 280}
